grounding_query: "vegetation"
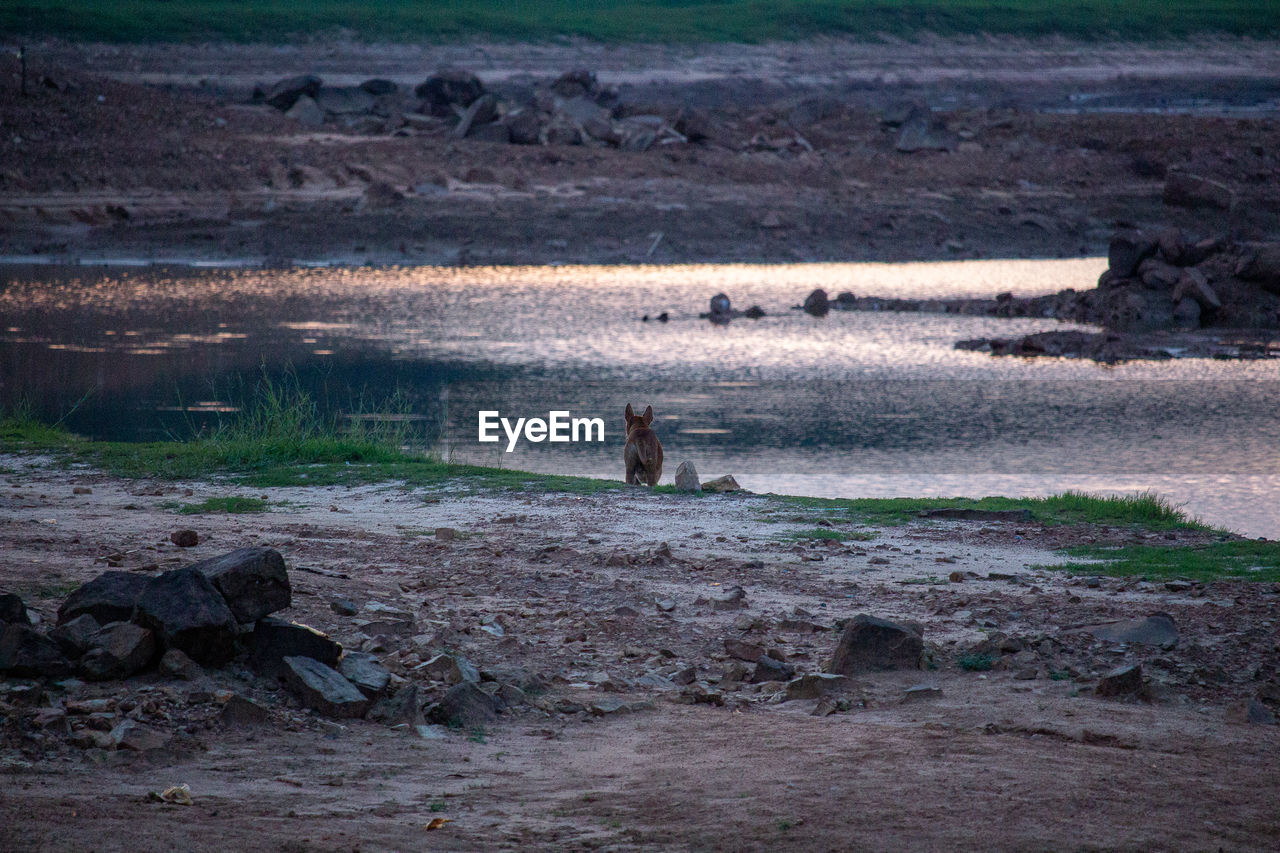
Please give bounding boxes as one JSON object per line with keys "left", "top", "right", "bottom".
{"left": 176, "top": 496, "right": 270, "bottom": 514}
{"left": 783, "top": 527, "right": 876, "bottom": 542}
{"left": 3, "top": 0, "right": 1275, "bottom": 43}
{"left": 958, "top": 653, "right": 995, "bottom": 671}
{"left": 1049, "top": 540, "right": 1280, "bottom": 583}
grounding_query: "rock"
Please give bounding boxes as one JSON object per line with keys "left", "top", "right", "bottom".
{"left": 542, "top": 115, "right": 583, "bottom": 146}
{"left": 701, "top": 475, "right": 742, "bottom": 494}
{"left": 1173, "top": 298, "right": 1201, "bottom": 329}
{"left": 50, "top": 614, "right": 100, "bottom": 658}
{"left": 262, "top": 74, "right": 322, "bottom": 111}
{"left": 80, "top": 622, "right": 155, "bottom": 680}
{"left": 158, "top": 648, "right": 201, "bottom": 680}
{"left": 1236, "top": 243, "right": 1280, "bottom": 293}
{"left": 134, "top": 567, "right": 238, "bottom": 666}
{"left": 435, "top": 527, "right": 456, "bottom": 541}
{"left": 502, "top": 109, "right": 543, "bottom": 145}
{"left": 724, "top": 638, "right": 764, "bottom": 662}
{"left": 743, "top": 305, "right": 766, "bottom": 319}
{"left": 110, "top": 720, "right": 170, "bottom": 752}
{"left": 481, "top": 664, "right": 547, "bottom": 695}
{"left": 784, "top": 673, "right": 850, "bottom": 701}
{"left": 427, "top": 681, "right": 499, "bottom": 728}
{"left": 285, "top": 95, "right": 325, "bottom": 128}
{"left": 1080, "top": 613, "right": 1178, "bottom": 649}
{"left": 419, "top": 652, "right": 478, "bottom": 685}
{"left": 552, "top": 69, "right": 598, "bottom": 99}
{"left": 1095, "top": 663, "right": 1143, "bottom": 698}
{"left": 416, "top": 70, "right": 484, "bottom": 117}
{"left": 0, "top": 623, "right": 73, "bottom": 676}
{"left": 1172, "top": 268, "right": 1221, "bottom": 311}
{"left": 219, "top": 693, "right": 271, "bottom": 727}
{"left": 249, "top": 618, "right": 342, "bottom": 679}
{"left": 827, "top": 614, "right": 924, "bottom": 675}
{"left": 751, "top": 655, "right": 795, "bottom": 683}
{"left": 1226, "top": 698, "right": 1276, "bottom": 725}
{"left": 191, "top": 548, "right": 291, "bottom": 625}
{"left": 339, "top": 652, "right": 391, "bottom": 698}
{"left": 803, "top": 288, "right": 830, "bottom": 317}
{"left": 1109, "top": 230, "right": 1158, "bottom": 278}
{"left": 711, "top": 586, "right": 747, "bottom": 610}
{"left": 367, "top": 683, "right": 423, "bottom": 727}
{"left": 1163, "top": 171, "right": 1232, "bottom": 210}
{"left": 0, "top": 593, "right": 29, "bottom": 625}
{"left": 360, "top": 181, "right": 405, "bottom": 210}
{"left": 674, "top": 461, "right": 701, "bottom": 493}
{"left": 453, "top": 92, "right": 499, "bottom": 138}
{"left": 709, "top": 292, "right": 731, "bottom": 316}
{"left": 1138, "top": 257, "right": 1181, "bottom": 290}
{"left": 896, "top": 113, "right": 959, "bottom": 152}
{"left": 902, "top": 684, "right": 942, "bottom": 703}
{"left": 330, "top": 597, "right": 358, "bottom": 616}
{"left": 314, "top": 86, "right": 376, "bottom": 116}
{"left": 170, "top": 529, "right": 199, "bottom": 548}
{"left": 58, "top": 571, "right": 148, "bottom": 626}
{"left": 358, "top": 78, "right": 397, "bottom": 96}
{"left": 281, "top": 656, "right": 370, "bottom": 719}
{"left": 468, "top": 122, "right": 511, "bottom": 144}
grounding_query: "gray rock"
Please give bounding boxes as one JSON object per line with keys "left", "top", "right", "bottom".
{"left": 453, "top": 92, "right": 499, "bottom": 138}
{"left": 701, "top": 475, "right": 742, "bottom": 494}
{"left": 58, "top": 571, "right": 148, "bottom": 626}
{"left": 219, "top": 693, "right": 271, "bottom": 727}
{"left": 502, "top": 109, "right": 543, "bottom": 145}
{"left": 0, "top": 623, "right": 73, "bottom": 677}
{"left": 418, "top": 652, "right": 479, "bottom": 684}
{"left": 803, "top": 288, "right": 830, "bottom": 317}
{"left": 262, "top": 74, "right": 322, "bottom": 111}
{"left": 551, "top": 69, "right": 597, "bottom": 99}
{"left": 329, "top": 597, "right": 358, "bottom": 616}
{"left": 191, "top": 547, "right": 291, "bottom": 625}
{"left": 1080, "top": 613, "right": 1178, "bottom": 649}
{"left": 724, "top": 638, "right": 764, "bottom": 662}
{"left": 541, "top": 116, "right": 583, "bottom": 146}
{"left": 415, "top": 71, "right": 485, "bottom": 117}
{"left": 674, "top": 461, "right": 701, "bottom": 493}
{"left": 784, "top": 673, "right": 850, "bottom": 701}
{"left": 249, "top": 617, "right": 342, "bottom": 679}
{"left": 1227, "top": 698, "right": 1276, "bottom": 725}
{"left": 315, "top": 86, "right": 376, "bottom": 116}
{"left": 902, "top": 683, "right": 943, "bottom": 703}
{"left": 134, "top": 567, "right": 238, "bottom": 666}
{"left": 1172, "top": 268, "right": 1221, "bottom": 310}
{"left": 1163, "top": 170, "right": 1233, "bottom": 210}
{"left": 751, "top": 655, "right": 795, "bottom": 683}
{"left": 480, "top": 664, "right": 546, "bottom": 694}
{"left": 1236, "top": 242, "right": 1280, "bottom": 293}
{"left": 285, "top": 95, "right": 325, "bottom": 128}
{"left": 1109, "top": 230, "right": 1158, "bottom": 278}
{"left": 80, "top": 622, "right": 155, "bottom": 681}
{"left": 896, "top": 113, "right": 959, "bottom": 152}
{"left": 0, "top": 592, "right": 29, "bottom": 625}
{"left": 159, "top": 648, "right": 202, "bottom": 680}
{"left": 50, "top": 613, "right": 100, "bottom": 658}
{"left": 709, "top": 292, "right": 731, "bottom": 315}
{"left": 339, "top": 652, "right": 391, "bottom": 698}
{"left": 427, "top": 681, "right": 499, "bottom": 728}
{"left": 1095, "top": 663, "right": 1143, "bottom": 698}
{"left": 827, "top": 614, "right": 924, "bottom": 675}
{"left": 367, "top": 683, "right": 423, "bottom": 727}
{"left": 711, "top": 586, "right": 747, "bottom": 610}
{"left": 110, "top": 719, "right": 170, "bottom": 752}
{"left": 170, "top": 529, "right": 199, "bottom": 547}
{"left": 281, "top": 656, "right": 370, "bottom": 719}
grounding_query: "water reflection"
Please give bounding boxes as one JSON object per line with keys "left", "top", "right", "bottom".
{"left": 2, "top": 260, "right": 1277, "bottom": 536}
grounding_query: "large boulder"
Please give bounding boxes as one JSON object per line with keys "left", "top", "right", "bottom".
{"left": 427, "top": 681, "right": 499, "bottom": 728}
{"left": 803, "top": 288, "right": 830, "bottom": 317}
{"left": 190, "top": 547, "right": 291, "bottom": 625}
{"left": 49, "top": 613, "right": 100, "bottom": 658}
{"left": 79, "top": 622, "right": 155, "bottom": 681}
{"left": 58, "top": 571, "right": 148, "bottom": 626}
{"left": 453, "top": 93, "right": 499, "bottom": 138}
{"left": 674, "top": 461, "right": 701, "bottom": 493}
{"left": 415, "top": 70, "right": 484, "bottom": 117}
{"left": 134, "top": 567, "right": 238, "bottom": 666}
{"left": 263, "top": 74, "right": 322, "bottom": 111}
{"left": 1077, "top": 613, "right": 1178, "bottom": 648}
{"left": 281, "top": 656, "right": 370, "bottom": 718}
{"left": 285, "top": 95, "right": 325, "bottom": 128}
{"left": 827, "top": 614, "right": 924, "bottom": 674}
{"left": 502, "top": 109, "right": 543, "bottom": 145}
{"left": 0, "top": 623, "right": 73, "bottom": 677}
{"left": 367, "top": 683, "right": 423, "bottom": 726}
{"left": 339, "top": 652, "right": 392, "bottom": 698}
{"left": 1108, "top": 230, "right": 1158, "bottom": 278}
{"left": 1236, "top": 243, "right": 1280, "bottom": 294}
{"left": 0, "top": 592, "right": 29, "bottom": 625}
{"left": 249, "top": 617, "right": 341, "bottom": 678}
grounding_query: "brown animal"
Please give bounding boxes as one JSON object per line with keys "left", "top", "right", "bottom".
{"left": 623, "top": 403, "right": 664, "bottom": 486}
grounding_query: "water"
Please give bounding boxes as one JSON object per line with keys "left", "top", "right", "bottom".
{"left": 2, "top": 259, "right": 1278, "bottom": 537}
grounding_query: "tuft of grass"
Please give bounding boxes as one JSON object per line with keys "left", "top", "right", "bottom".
{"left": 770, "top": 490, "right": 1201, "bottom": 532}
{"left": 1047, "top": 540, "right": 1280, "bottom": 583}
{"left": 177, "top": 496, "right": 270, "bottom": 515}
{"left": 959, "top": 653, "right": 995, "bottom": 672}
{"left": 3, "top": 1, "right": 1276, "bottom": 43}
{"left": 783, "top": 527, "right": 875, "bottom": 542}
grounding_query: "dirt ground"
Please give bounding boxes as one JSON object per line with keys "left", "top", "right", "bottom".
{"left": 1, "top": 454, "right": 1278, "bottom": 851}
{"left": 1, "top": 37, "right": 1278, "bottom": 266}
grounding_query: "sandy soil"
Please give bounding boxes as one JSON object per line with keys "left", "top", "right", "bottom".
{"left": 1, "top": 37, "right": 1277, "bottom": 266}
{"left": 2, "top": 454, "right": 1277, "bottom": 851}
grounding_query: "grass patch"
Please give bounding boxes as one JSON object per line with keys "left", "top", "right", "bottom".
{"left": 3, "top": 1, "right": 1275, "bottom": 43}
{"left": 770, "top": 491, "right": 1201, "bottom": 532}
{"left": 958, "top": 653, "right": 995, "bottom": 672}
{"left": 177, "top": 496, "right": 270, "bottom": 514}
{"left": 782, "top": 527, "right": 875, "bottom": 542}
{"left": 1047, "top": 540, "right": 1280, "bottom": 583}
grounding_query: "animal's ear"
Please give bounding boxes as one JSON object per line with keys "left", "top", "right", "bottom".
{"left": 625, "top": 403, "right": 635, "bottom": 423}
{"left": 642, "top": 405, "right": 654, "bottom": 425}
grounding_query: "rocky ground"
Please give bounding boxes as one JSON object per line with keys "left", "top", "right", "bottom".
{"left": 1, "top": 38, "right": 1278, "bottom": 267}
{"left": 2, "top": 454, "right": 1278, "bottom": 850}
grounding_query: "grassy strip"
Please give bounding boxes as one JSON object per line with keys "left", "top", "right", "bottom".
{"left": 176, "top": 496, "right": 271, "bottom": 514}
{"left": 3, "top": 1, "right": 1276, "bottom": 43}
{"left": 769, "top": 491, "right": 1202, "bottom": 531}
{"left": 1047, "top": 541, "right": 1280, "bottom": 583}
{"left": 782, "top": 527, "right": 876, "bottom": 542}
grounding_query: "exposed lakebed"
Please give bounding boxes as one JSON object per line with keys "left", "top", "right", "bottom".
{"left": 3, "top": 258, "right": 1278, "bottom": 536}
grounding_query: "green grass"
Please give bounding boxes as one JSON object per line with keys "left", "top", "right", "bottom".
{"left": 2, "top": 1, "right": 1275, "bottom": 43}
{"left": 782, "top": 527, "right": 875, "bottom": 542}
{"left": 177, "top": 496, "right": 270, "bottom": 514}
{"left": 1047, "top": 541, "right": 1280, "bottom": 583}
{"left": 958, "top": 652, "right": 995, "bottom": 671}
{"left": 770, "top": 491, "right": 1201, "bottom": 531}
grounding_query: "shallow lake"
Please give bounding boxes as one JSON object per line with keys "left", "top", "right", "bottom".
{"left": 2, "top": 259, "right": 1278, "bottom": 537}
